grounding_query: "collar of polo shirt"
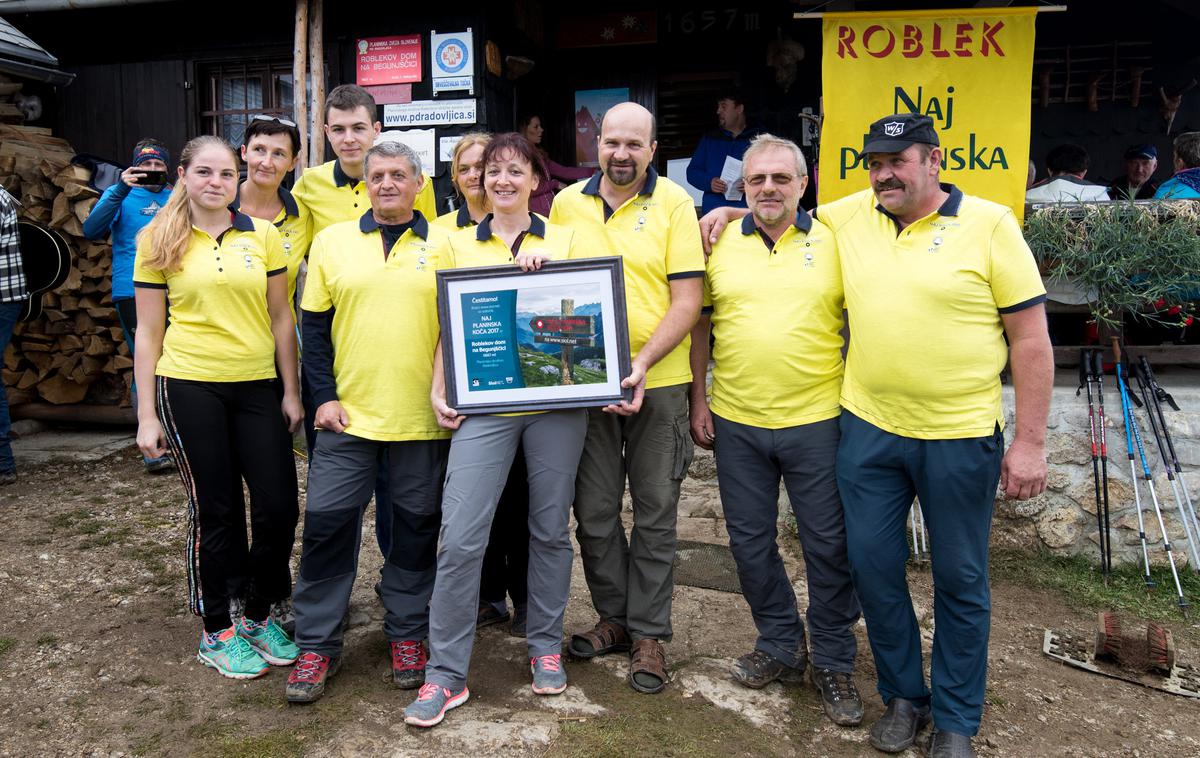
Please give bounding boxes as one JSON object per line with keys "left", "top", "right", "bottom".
{"left": 740, "top": 208, "right": 814, "bottom": 236}
{"left": 872, "top": 182, "right": 963, "bottom": 232}
{"left": 333, "top": 160, "right": 359, "bottom": 187}
{"left": 476, "top": 212, "right": 546, "bottom": 241}
{"left": 228, "top": 209, "right": 256, "bottom": 231}
{"left": 358, "top": 208, "right": 430, "bottom": 240}
{"left": 455, "top": 204, "right": 474, "bottom": 228}
{"left": 581, "top": 166, "right": 660, "bottom": 198}
{"left": 229, "top": 185, "right": 300, "bottom": 219}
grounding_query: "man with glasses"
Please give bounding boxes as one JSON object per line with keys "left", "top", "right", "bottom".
{"left": 688, "top": 134, "right": 862, "bottom": 726}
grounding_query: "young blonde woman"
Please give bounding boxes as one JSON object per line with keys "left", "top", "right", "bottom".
{"left": 434, "top": 132, "right": 490, "bottom": 231}
{"left": 134, "top": 136, "right": 303, "bottom": 679}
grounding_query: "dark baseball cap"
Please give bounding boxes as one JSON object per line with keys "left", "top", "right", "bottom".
{"left": 1124, "top": 144, "right": 1158, "bottom": 160}
{"left": 862, "top": 113, "right": 939, "bottom": 154}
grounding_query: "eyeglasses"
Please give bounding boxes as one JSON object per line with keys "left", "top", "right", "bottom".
{"left": 251, "top": 114, "right": 297, "bottom": 128}
{"left": 744, "top": 173, "right": 802, "bottom": 187}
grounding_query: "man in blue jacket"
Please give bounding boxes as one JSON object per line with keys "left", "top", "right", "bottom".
{"left": 686, "top": 92, "right": 764, "bottom": 214}
{"left": 82, "top": 139, "right": 173, "bottom": 473}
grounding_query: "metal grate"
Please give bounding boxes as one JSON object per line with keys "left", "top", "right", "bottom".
{"left": 673, "top": 539, "right": 742, "bottom": 594}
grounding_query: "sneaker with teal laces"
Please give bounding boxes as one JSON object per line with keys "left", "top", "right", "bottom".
{"left": 197, "top": 627, "right": 269, "bottom": 679}
{"left": 531, "top": 653, "right": 567, "bottom": 695}
{"left": 237, "top": 616, "right": 300, "bottom": 665}
{"left": 403, "top": 682, "right": 470, "bottom": 727}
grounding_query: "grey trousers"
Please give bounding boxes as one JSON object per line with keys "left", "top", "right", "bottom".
{"left": 425, "top": 410, "right": 587, "bottom": 691}
{"left": 712, "top": 414, "right": 860, "bottom": 672}
{"left": 573, "top": 384, "right": 694, "bottom": 641}
{"left": 293, "top": 431, "right": 449, "bottom": 658}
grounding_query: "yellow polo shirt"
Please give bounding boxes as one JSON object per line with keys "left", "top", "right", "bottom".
{"left": 433, "top": 205, "right": 476, "bottom": 231}
{"left": 704, "top": 211, "right": 844, "bottom": 428}
{"left": 133, "top": 212, "right": 287, "bottom": 382}
{"left": 818, "top": 184, "right": 1046, "bottom": 439}
{"left": 293, "top": 159, "right": 436, "bottom": 237}
{"left": 301, "top": 212, "right": 450, "bottom": 442}
{"left": 550, "top": 168, "right": 704, "bottom": 389}
{"left": 232, "top": 185, "right": 310, "bottom": 307}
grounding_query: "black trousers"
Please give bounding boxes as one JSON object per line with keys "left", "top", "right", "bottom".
{"left": 478, "top": 442, "right": 530, "bottom": 607}
{"left": 157, "top": 376, "right": 299, "bottom": 631}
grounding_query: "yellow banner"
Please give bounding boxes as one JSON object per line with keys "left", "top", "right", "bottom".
{"left": 818, "top": 7, "right": 1036, "bottom": 218}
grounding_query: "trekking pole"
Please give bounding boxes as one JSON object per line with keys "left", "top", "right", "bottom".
{"left": 1078, "top": 349, "right": 1109, "bottom": 578}
{"left": 909, "top": 504, "right": 921, "bottom": 560}
{"left": 1132, "top": 361, "right": 1200, "bottom": 571}
{"left": 1114, "top": 352, "right": 1154, "bottom": 586}
{"left": 1091, "top": 349, "right": 1114, "bottom": 573}
{"left": 916, "top": 502, "right": 928, "bottom": 555}
{"left": 1139, "top": 356, "right": 1200, "bottom": 570}
{"left": 1124, "top": 358, "right": 1190, "bottom": 615}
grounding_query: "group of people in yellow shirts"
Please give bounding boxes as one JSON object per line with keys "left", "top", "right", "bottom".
{"left": 128, "top": 80, "right": 1052, "bottom": 757}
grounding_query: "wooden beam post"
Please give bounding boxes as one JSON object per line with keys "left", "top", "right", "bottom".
{"left": 308, "top": 0, "right": 325, "bottom": 167}
{"left": 293, "top": 0, "right": 308, "bottom": 172}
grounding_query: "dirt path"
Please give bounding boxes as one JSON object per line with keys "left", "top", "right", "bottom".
{"left": 0, "top": 443, "right": 1198, "bottom": 757}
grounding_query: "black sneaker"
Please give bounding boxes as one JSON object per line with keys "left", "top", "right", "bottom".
{"left": 869, "top": 697, "right": 932, "bottom": 753}
{"left": 924, "top": 728, "right": 976, "bottom": 758}
{"left": 730, "top": 649, "right": 805, "bottom": 689}
{"left": 810, "top": 667, "right": 864, "bottom": 726}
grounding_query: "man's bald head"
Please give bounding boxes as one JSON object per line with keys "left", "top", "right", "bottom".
{"left": 600, "top": 102, "right": 657, "bottom": 143}
{"left": 596, "top": 102, "right": 658, "bottom": 189}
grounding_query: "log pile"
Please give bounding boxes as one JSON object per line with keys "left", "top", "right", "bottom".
{"left": 0, "top": 78, "right": 131, "bottom": 407}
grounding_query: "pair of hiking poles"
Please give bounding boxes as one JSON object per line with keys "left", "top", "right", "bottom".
{"left": 1080, "top": 347, "right": 1200, "bottom": 614}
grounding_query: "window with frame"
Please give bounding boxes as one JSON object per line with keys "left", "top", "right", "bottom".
{"left": 199, "top": 59, "right": 295, "bottom": 149}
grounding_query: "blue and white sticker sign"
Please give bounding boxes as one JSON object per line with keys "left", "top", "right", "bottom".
{"left": 431, "top": 29, "right": 474, "bottom": 94}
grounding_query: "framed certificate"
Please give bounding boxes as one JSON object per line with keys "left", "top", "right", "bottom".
{"left": 436, "top": 257, "right": 633, "bottom": 414}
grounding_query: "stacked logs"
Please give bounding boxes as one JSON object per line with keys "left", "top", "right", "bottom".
{"left": 0, "top": 117, "right": 131, "bottom": 407}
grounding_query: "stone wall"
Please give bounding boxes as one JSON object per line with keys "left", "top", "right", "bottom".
{"left": 993, "top": 385, "right": 1200, "bottom": 569}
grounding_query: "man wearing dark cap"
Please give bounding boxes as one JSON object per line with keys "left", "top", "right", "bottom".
{"left": 1108, "top": 144, "right": 1159, "bottom": 200}
{"left": 818, "top": 113, "right": 1052, "bottom": 757}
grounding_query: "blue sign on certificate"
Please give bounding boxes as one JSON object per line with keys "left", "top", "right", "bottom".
{"left": 461, "top": 289, "right": 525, "bottom": 390}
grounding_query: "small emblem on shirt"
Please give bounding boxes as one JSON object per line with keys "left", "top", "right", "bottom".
{"left": 140, "top": 202, "right": 161, "bottom": 217}
{"left": 244, "top": 254, "right": 254, "bottom": 269}
{"left": 804, "top": 252, "right": 815, "bottom": 268}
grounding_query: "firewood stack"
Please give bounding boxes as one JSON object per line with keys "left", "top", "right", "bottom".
{"left": 0, "top": 78, "right": 131, "bottom": 407}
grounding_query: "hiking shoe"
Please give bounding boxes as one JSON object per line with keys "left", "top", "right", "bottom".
{"left": 530, "top": 654, "right": 567, "bottom": 695}
{"left": 869, "top": 697, "right": 932, "bottom": 753}
{"left": 403, "top": 682, "right": 470, "bottom": 727}
{"left": 390, "top": 640, "right": 428, "bottom": 690}
{"left": 0, "top": 470, "right": 15, "bottom": 486}
{"left": 510, "top": 604, "right": 528, "bottom": 638}
{"left": 285, "top": 651, "right": 340, "bottom": 703}
{"left": 810, "top": 667, "right": 864, "bottom": 726}
{"left": 270, "top": 596, "right": 295, "bottom": 637}
{"left": 144, "top": 455, "right": 174, "bottom": 474}
{"left": 476, "top": 602, "right": 510, "bottom": 628}
{"left": 924, "top": 729, "right": 976, "bottom": 758}
{"left": 237, "top": 616, "right": 300, "bottom": 665}
{"left": 197, "top": 627, "right": 269, "bottom": 680}
{"left": 730, "top": 649, "right": 804, "bottom": 689}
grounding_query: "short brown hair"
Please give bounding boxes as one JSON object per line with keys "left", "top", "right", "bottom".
{"left": 324, "top": 84, "right": 377, "bottom": 122}
{"left": 1174, "top": 132, "right": 1200, "bottom": 170}
{"left": 480, "top": 132, "right": 548, "bottom": 187}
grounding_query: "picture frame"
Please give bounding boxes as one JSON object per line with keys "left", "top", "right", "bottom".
{"left": 436, "top": 257, "right": 633, "bottom": 415}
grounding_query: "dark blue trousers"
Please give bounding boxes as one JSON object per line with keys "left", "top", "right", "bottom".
{"left": 713, "top": 414, "right": 860, "bottom": 672}
{"left": 837, "top": 411, "right": 1002, "bottom": 737}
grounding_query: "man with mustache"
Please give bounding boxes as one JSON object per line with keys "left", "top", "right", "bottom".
{"left": 551, "top": 102, "right": 704, "bottom": 695}
{"left": 821, "top": 113, "right": 1052, "bottom": 758}
{"left": 688, "top": 134, "right": 862, "bottom": 726}
{"left": 698, "top": 113, "right": 1052, "bottom": 758}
